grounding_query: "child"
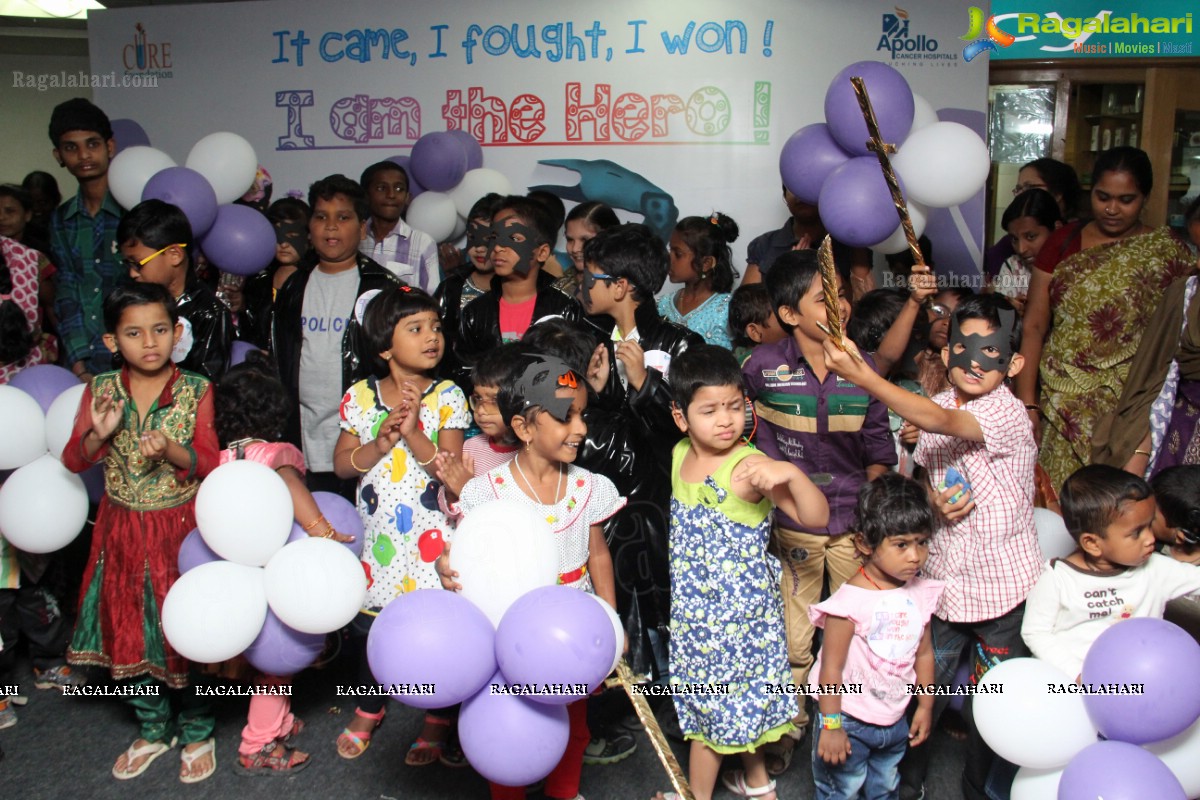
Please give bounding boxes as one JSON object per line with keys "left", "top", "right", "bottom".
{"left": 61, "top": 283, "right": 220, "bottom": 782}
{"left": 557, "top": 200, "right": 620, "bottom": 298}
{"left": 742, "top": 249, "right": 897, "bottom": 775}
{"left": 118, "top": 199, "right": 233, "bottom": 382}
{"left": 652, "top": 345, "right": 829, "bottom": 800}
{"left": 453, "top": 195, "right": 582, "bottom": 390}
{"left": 271, "top": 174, "right": 402, "bottom": 498}
{"left": 1152, "top": 466, "right": 1200, "bottom": 562}
{"left": 1022, "top": 465, "right": 1200, "bottom": 680}
{"left": 435, "top": 192, "right": 503, "bottom": 357}
{"left": 992, "top": 189, "right": 1063, "bottom": 313}
{"left": 231, "top": 197, "right": 312, "bottom": 349}
{"left": 658, "top": 213, "right": 738, "bottom": 348}
{"left": 440, "top": 353, "right": 624, "bottom": 800}
{"left": 359, "top": 160, "right": 440, "bottom": 293}
{"left": 434, "top": 343, "right": 527, "bottom": 502}
{"left": 213, "top": 355, "right": 354, "bottom": 774}
{"left": 729, "top": 282, "right": 785, "bottom": 364}
{"left": 822, "top": 293, "right": 1042, "bottom": 800}
{"left": 331, "top": 285, "right": 470, "bottom": 763}
{"left": 48, "top": 98, "right": 125, "bottom": 384}
{"left": 809, "top": 474, "right": 943, "bottom": 800}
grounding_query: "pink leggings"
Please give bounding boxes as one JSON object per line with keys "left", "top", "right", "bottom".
{"left": 239, "top": 675, "right": 294, "bottom": 757}
{"left": 490, "top": 698, "right": 589, "bottom": 800}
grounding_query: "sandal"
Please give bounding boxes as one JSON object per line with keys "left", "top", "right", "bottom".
{"left": 405, "top": 714, "right": 452, "bottom": 767}
{"left": 439, "top": 729, "right": 468, "bottom": 768}
{"left": 236, "top": 740, "right": 311, "bottom": 776}
{"left": 282, "top": 717, "right": 305, "bottom": 745}
{"left": 112, "top": 736, "right": 177, "bottom": 780}
{"left": 337, "top": 707, "right": 386, "bottom": 759}
{"left": 179, "top": 738, "right": 217, "bottom": 784}
{"left": 721, "top": 770, "right": 778, "bottom": 798}
{"left": 763, "top": 734, "right": 797, "bottom": 777}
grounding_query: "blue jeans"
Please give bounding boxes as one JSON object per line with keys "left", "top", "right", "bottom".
{"left": 812, "top": 714, "right": 908, "bottom": 800}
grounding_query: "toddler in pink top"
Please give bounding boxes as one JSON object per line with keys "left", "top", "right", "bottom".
{"left": 808, "top": 474, "right": 944, "bottom": 800}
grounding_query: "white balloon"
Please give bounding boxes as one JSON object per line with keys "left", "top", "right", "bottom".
{"left": 974, "top": 658, "right": 1098, "bottom": 768}
{"left": 454, "top": 499, "right": 559, "bottom": 627}
{"left": 405, "top": 191, "right": 459, "bottom": 243}
{"left": 264, "top": 537, "right": 366, "bottom": 634}
{"left": 907, "top": 94, "right": 940, "bottom": 138}
{"left": 1010, "top": 766, "right": 1063, "bottom": 800}
{"left": 195, "top": 460, "right": 293, "bottom": 566}
{"left": 186, "top": 132, "right": 259, "bottom": 205}
{"left": 893, "top": 121, "right": 991, "bottom": 209}
{"left": 161, "top": 561, "right": 267, "bottom": 663}
{"left": 1145, "top": 717, "right": 1200, "bottom": 797}
{"left": 0, "top": 385, "right": 47, "bottom": 469}
{"left": 44, "top": 383, "right": 86, "bottom": 460}
{"left": 448, "top": 168, "right": 514, "bottom": 218}
{"left": 585, "top": 592, "right": 625, "bottom": 675}
{"left": 0, "top": 454, "right": 89, "bottom": 553}
{"left": 1033, "top": 508, "right": 1074, "bottom": 561}
{"left": 869, "top": 201, "right": 929, "bottom": 255}
{"left": 108, "top": 146, "right": 176, "bottom": 210}
{"left": 450, "top": 213, "right": 467, "bottom": 242}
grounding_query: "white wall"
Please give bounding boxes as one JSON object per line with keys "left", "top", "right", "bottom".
{"left": 0, "top": 51, "right": 92, "bottom": 186}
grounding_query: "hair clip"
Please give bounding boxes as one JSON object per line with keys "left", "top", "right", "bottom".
{"left": 557, "top": 371, "right": 578, "bottom": 389}
{"left": 709, "top": 214, "right": 720, "bottom": 226}
{"left": 0, "top": 293, "right": 11, "bottom": 302}
{"left": 399, "top": 285, "right": 413, "bottom": 293}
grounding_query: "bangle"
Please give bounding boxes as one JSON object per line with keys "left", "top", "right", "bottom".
{"left": 349, "top": 446, "right": 371, "bottom": 473}
{"left": 1134, "top": 448, "right": 1152, "bottom": 457}
{"left": 818, "top": 713, "right": 843, "bottom": 730}
{"left": 416, "top": 449, "right": 438, "bottom": 467}
{"left": 1024, "top": 403, "right": 1040, "bottom": 411}
{"left": 304, "top": 514, "right": 329, "bottom": 531}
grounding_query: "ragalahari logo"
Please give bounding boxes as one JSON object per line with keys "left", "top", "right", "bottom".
{"left": 960, "top": 6, "right": 1016, "bottom": 61}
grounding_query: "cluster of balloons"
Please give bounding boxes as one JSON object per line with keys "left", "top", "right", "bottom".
{"left": 366, "top": 500, "right": 622, "bottom": 787}
{"left": 162, "top": 460, "right": 366, "bottom": 674}
{"left": 108, "top": 131, "right": 275, "bottom": 277}
{"left": 0, "top": 366, "right": 100, "bottom": 555}
{"left": 975, "top": 618, "right": 1200, "bottom": 799}
{"left": 390, "top": 130, "right": 513, "bottom": 244}
{"left": 779, "top": 60, "right": 990, "bottom": 252}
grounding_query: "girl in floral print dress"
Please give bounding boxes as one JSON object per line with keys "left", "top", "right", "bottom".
{"left": 653, "top": 345, "right": 828, "bottom": 800}
{"left": 331, "top": 286, "right": 470, "bottom": 764}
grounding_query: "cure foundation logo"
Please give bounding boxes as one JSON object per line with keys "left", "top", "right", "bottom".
{"left": 122, "top": 23, "right": 174, "bottom": 77}
{"left": 960, "top": 7, "right": 1016, "bottom": 61}
{"left": 876, "top": 6, "right": 941, "bottom": 58}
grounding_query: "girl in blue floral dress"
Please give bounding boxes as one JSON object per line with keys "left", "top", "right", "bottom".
{"left": 654, "top": 345, "right": 829, "bottom": 800}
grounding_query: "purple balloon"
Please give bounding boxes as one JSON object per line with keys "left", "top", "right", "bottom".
{"left": 780, "top": 123, "right": 852, "bottom": 205}
{"left": 178, "top": 527, "right": 221, "bottom": 574}
{"left": 385, "top": 155, "right": 425, "bottom": 198}
{"left": 410, "top": 132, "right": 469, "bottom": 192}
{"left": 1059, "top": 740, "right": 1185, "bottom": 800}
{"left": 495, "top": 586, "right": 615, "bottom": 705}
{"left": 243, "top": 608, "right": 325, "bottom": 676}
{"left": 818, "top": 157, "right": 906, "bottom": 248}
{"left": 200, "top": 204, "right": 276, "bottom": 277}
{"left": 445, "top": 129, "right": 484, "bottom": 171}
{"left": 110, "top": 118, "right": 151, "bottom": 155}
{"left": 142, "top": 166, "right": 219, "bottom": 238}
{"left": 285, "top": 491, "right": 365, "bottom": 558}
{"left": 367, "top": 589, "right": 496, "bottom": 708}
{"left": 1081, "top": 618, "right": 1200, "bottom": 744}
{"left": 229, "top": 341, "right": 257, "bottom": 368}
{"left": 7, "top": 365, "right": 79, "bottom": 413}
{"left": 459, "top": 670, "right": 570, "bottom": 787}
{"left": 824, "top": 61, "right": 915, "bottom": 157}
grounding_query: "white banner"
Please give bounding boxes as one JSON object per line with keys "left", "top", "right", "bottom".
{"left": 87, "top": 0, "right": 987, "bottom": 276}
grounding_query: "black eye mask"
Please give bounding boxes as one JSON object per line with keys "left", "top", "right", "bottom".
{"left": 577, "top": 268, "right": 613, "bottom": 311}
{"left": 274, "top": 221, "right": 310, "bottom": 258}
{"left": 466, "top": 220, "right": 493, "bottom": 250}
{"left": 514, "top": 354, "right": 579, "bottom": 423}
{"left": 947, "top": 308, "right": 1016, "bottom": 375}
{"left": 490, "top": 220, "right": 541, "bottom": 275}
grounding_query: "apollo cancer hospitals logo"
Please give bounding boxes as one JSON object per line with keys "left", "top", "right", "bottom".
{"left": 960, "top": 6, "right": 1016, "bottom": 62}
